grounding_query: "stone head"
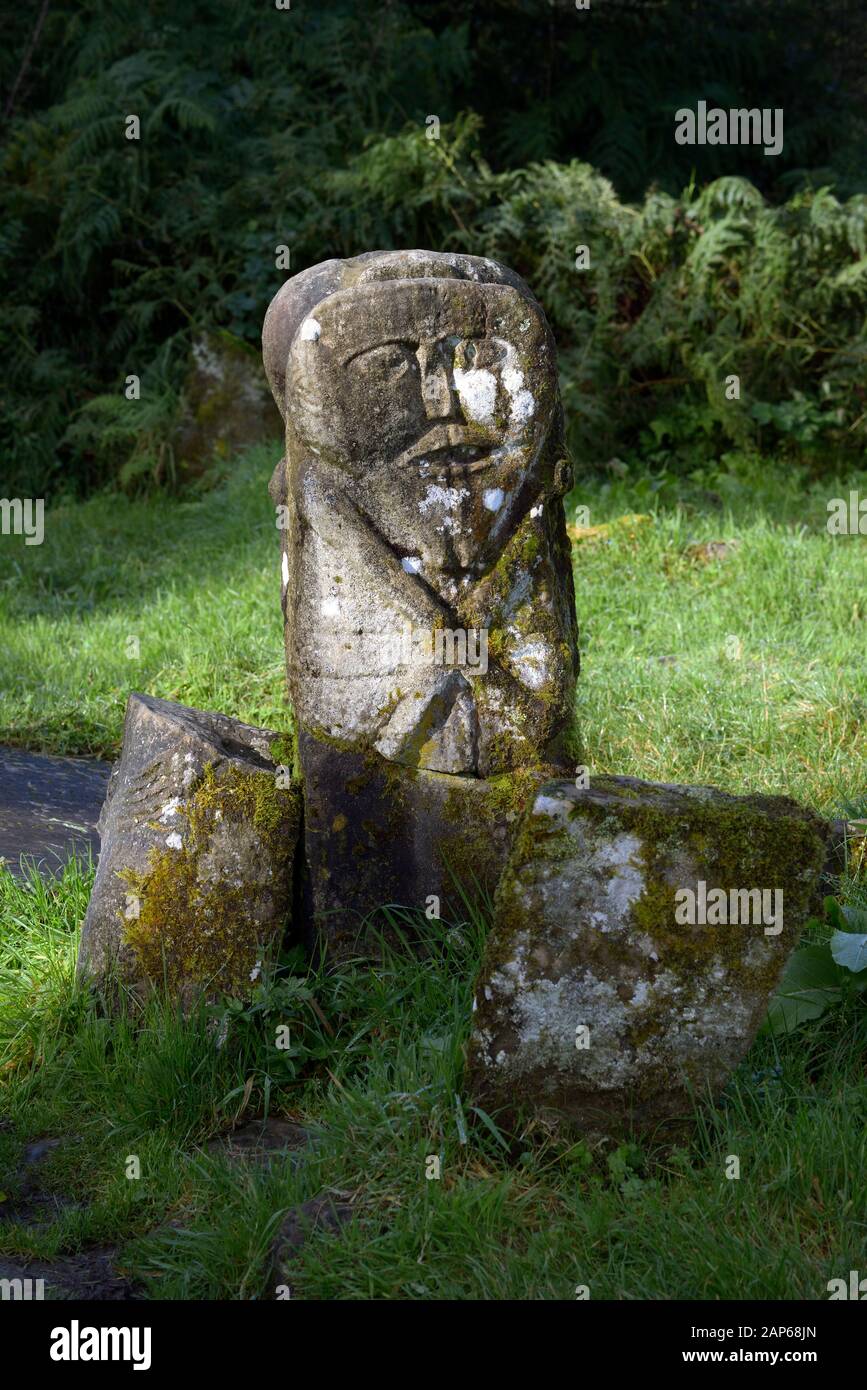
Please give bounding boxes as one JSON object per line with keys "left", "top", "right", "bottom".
{"left": 263, "top": 251, "right": 565, "bottom": 580}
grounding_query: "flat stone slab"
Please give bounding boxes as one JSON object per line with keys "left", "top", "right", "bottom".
{"left": 269, "top": 1194, "right": 354, "bottom": 1296}
{"left": 0, "top": 747, "right": 110, "bottom": 877}
{"left": 204, "top": 1116, "right": 314, "bottom": 1166}
{"left": 467, "top": 774, "right": 832, "bottom": 1138}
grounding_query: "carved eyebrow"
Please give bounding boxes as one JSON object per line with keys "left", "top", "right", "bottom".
{"left": 341, "top": 339, "right": 416, "bottom": 367}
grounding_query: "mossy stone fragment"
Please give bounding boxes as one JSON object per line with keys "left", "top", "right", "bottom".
{"left": 467, "top": 774, "right": 832, "bottom": 1138}
{"left": 77, "top": 693, "right": 301, "bottom": 1006}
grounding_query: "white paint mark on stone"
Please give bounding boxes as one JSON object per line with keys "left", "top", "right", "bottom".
{"left": 165, "top": 832, "right": 183, "bottom": 850}
{"left": 418, "top": 483, "right": 468, "bottom": 536}
{"left": 300, "top": 317, "right": 321, "bottom": 342}
{"left": 402, "top": 555, "right": 422, "bottom": 574}
{"left": 419, "top": 484, "right": 469, "bottom": 513}
{"left": 281, "top": 551, "right": 289, "bottom": 589}
{"left": 322, "top": 596, "right": 340, "bottom": 617}
{"left": 453, "top": 366, "right": 497, "bottom": 424}
{"left": 502, "top": 364, "right": 535, "bottom": 425}
{"left": 533, "top": 793, "right": 574, "bottom": 821}
{"left": 483, "top": 487, "right": 505, "bottom": 511}
{"left": 509, "top": 638, "right": 548, "bottom": 689}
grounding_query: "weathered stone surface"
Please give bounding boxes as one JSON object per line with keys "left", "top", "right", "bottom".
{"left": 205, "top": 1117, "right": 314, "bottom": 1167}
{"left": 77, "top": 693, "right": 301, "bottom": 1002}
{"left": 172, "top": 330, "right": 283, "bottom": 479}
{"left": 0, "top": 1251, "right": 140, "bottom": 1301}
{"left": 467, "top": 775, "right": 830, "bottom": 1137}
{"left": 263, "top": 250, "right": 579, "bottom": 940}
{"left": 299, "top": 728, "right": 545, "bottom": 955}
{"left": 263, "top": 250, "right": 579, "bottom": 778}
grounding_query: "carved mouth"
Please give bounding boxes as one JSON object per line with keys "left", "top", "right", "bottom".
{"left": 396, "top": 425, "right": 498, "bottom": 472}
{"left": 428, "top": 443, "right": 490, "bottom": 467}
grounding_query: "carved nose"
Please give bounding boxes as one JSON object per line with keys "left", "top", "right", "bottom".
{"left": 418, "top": 344, "right": 461, "bottom": 419}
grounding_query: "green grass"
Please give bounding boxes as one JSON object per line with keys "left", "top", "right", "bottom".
{"left": 0, "top": 862, "right": 865, "bottom": 1299}
{"left": 1, "top": 445, "right": 865, "bottom": 818}
{"left": 0, "top": 443, "right": 289, "bottom": 756}
{"left": 1, "top": 446, "right": 866, "bottom": 1299}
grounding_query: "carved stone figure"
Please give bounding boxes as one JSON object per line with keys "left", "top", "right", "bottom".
{"left": 263, "top": 251, "right": 580, "bottom": 942}
{"left": 263, "top": 250, "right": 579, "bottom": 779}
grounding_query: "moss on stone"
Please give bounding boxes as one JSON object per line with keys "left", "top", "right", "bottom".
{"left": 269, "top": 731, "right": 297, "bottom": 775}
{"left": 486, "top": 778, "right": 827, "bottom": 1009}
{"left": 120, "top": 761, "right": 300, "bottom": 999}
{"left": 438, "top": 766, "right": 547, "bottom": 895}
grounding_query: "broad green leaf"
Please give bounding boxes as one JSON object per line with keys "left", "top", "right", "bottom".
{"left": 776, "top": 943, "right": 842, "bottom": 991}
{"left": 764, "top": 987, "right": 841, "bottom": 1036}
{"left": 763, "top": 944, "right": 845, "bottom": 1035}
{"left": 830, "top": 930, "right": 867, "bottom": 974}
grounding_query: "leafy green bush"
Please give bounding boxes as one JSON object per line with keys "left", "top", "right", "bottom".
{"left": 469, "top": 165, "right": 867, "bottom": 472}
{"left": 3, "top": 0, "right": 866, "bottom": 494}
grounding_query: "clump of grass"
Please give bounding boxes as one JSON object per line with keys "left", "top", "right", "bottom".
{"left": 1, "top": 857, "right": 866, "bottom": 1299}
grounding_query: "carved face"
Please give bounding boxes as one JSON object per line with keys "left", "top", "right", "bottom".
{"left": 286, "top": 278, "right": 556, "bottom": 580}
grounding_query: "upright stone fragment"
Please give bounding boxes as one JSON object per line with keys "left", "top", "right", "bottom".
{"left": 298, "top": 729, "right": 544, "bottom": 955}
{"left": 262, "top": 250, "right": 579, "bottom": 941}
{"left": 171, "top": 330, "right": 283, "bottom": 482}
{"left": 467, "top": 775, "right": 831, "bottom": 1137}
{"left": 78, "top": 693, "right": 300, "bottom": 1002}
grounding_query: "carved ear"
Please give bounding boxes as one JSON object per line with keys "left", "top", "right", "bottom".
{"left": 262, "top": 259, "right": 347, "bottom": 418}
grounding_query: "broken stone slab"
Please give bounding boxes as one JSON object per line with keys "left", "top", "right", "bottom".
{"left": 0, "top": 1250, "right": 141, "bottom": 1301}
{"left": 77, "top": 693, "right": 301, "bottom": 1004}
{"left": 299, "top": 728, "right": 546, "bottom": 957}
{"left": 466, "top": 775, "right": 831, "bottom": 1138}
{"left": 204, "top": 1117, "right": 314, "bottom": 1167}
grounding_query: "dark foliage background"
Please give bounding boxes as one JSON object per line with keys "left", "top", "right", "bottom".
{"left": 2, "top": 0, "right": 866, "bottom": 496}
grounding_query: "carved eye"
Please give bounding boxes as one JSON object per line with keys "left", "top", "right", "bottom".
{"left": 452, "top": 339, "right": 477, "bottom": 369}
{"left": 452, "top": 337, "right": 506, "bottom": 371}
{"left": 350, "top": 343, "right": 415, "bottom": 383}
